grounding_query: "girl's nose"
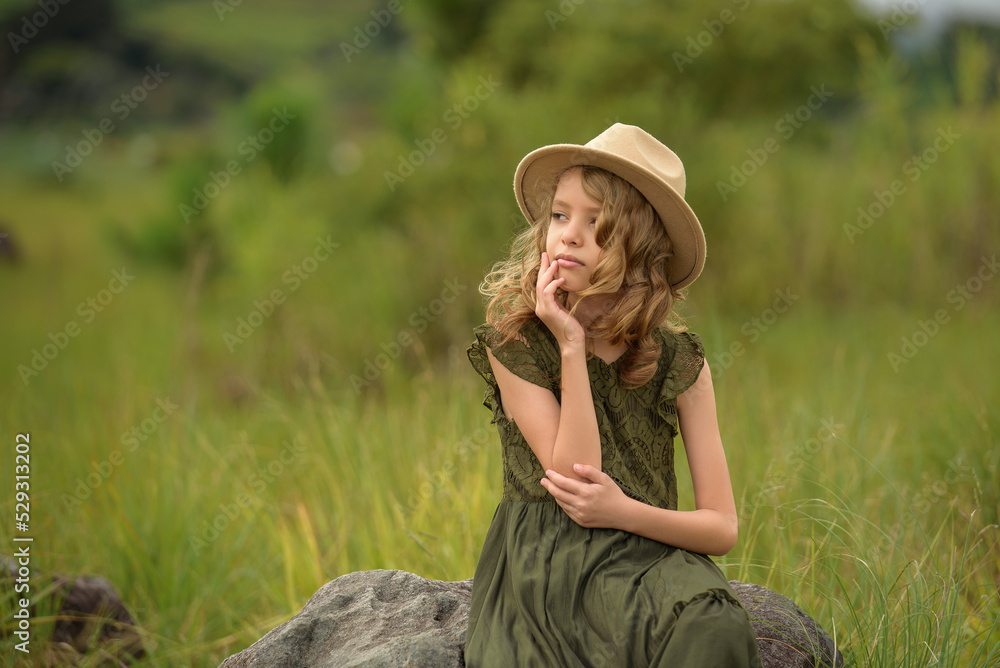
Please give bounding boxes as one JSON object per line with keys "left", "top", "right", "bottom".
{"left": 562, "top": 217, "right": 584, "bottom": 246}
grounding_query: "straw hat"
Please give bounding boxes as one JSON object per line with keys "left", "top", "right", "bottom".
{"left": 514, "top": 123, "right": 706, "bottom": 289}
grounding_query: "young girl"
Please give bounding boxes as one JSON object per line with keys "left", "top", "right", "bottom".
{"left": 465, "top": 124, "right": 762, "bottom": 666}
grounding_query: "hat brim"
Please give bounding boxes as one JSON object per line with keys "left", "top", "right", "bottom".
{"left": 514, "top": 144, "right": 705, "bottom": 290}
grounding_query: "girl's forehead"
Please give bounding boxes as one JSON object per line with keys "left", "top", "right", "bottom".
{"left": 554, "top": 169, "right": 600, "bottom": 206}
{"left": 557, "top": 165, "right": 587, "bottom": 182}
{"left": 555, "top": 166, "right": 583, "bottom": 186}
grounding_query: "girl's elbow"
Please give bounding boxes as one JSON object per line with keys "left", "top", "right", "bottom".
{"left": 707, "top": 536, "right": 736, "bottom": 557}
{"left": 711, "top": 515, "right": 739, "bottom": 556}
{"left": 550, "top": 451, "right": 600, "bottom": 480}
{"left": 721, "top": 530, "right": 739, "bottom": 556}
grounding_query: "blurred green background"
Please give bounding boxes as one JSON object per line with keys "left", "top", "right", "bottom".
{"left": 1, "top": 0, "right": 999, "bottom": 665}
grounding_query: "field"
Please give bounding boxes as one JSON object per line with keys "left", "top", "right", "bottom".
{"left": 2, "top": 0, "right": 1000, "bottom": 665}
{"left": 2, "top": 168, "right": 997, "bottom": 664}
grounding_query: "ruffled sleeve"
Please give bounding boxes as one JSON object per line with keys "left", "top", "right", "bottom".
{"left": 655, "top": 329, "right": 706, "bottom": 435}
{"left": 467, "top": 319, "right": 559, "bottom": 424}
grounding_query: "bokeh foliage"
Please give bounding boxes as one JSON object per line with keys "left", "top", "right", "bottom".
{"left": 1, "top": 0, "right": 999, "bottom": 665}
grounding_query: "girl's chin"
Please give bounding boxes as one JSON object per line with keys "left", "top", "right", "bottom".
{"left": 561, "top": 287, "right": 586, "bottom": 305}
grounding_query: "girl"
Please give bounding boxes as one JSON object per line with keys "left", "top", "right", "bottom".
{"left": 465, "top": 124, "right": 762, "bottom": 666}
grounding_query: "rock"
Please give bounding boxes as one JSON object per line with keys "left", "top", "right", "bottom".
{"left": 1, "top": 557, "right": 145, "bottom": 665}
{"left": 221, "top": 570, "right": 845, "bottom": 668}
{"left": 0, "top": 227, "right": 20, "bottom": 262}
{"left": 220, "top": 570, "right": 472, "bottom": 668}
{"left": 48, "top": 573, "right": 146, "bottom": 662}
{"left": 728, "top": 581, "right": 844, "bottom": 668}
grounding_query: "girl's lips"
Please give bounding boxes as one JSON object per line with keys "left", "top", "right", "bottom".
{"left": 555, "top": 254, "right": 583, "bottom": 268}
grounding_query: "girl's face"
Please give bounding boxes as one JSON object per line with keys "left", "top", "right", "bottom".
{"left": 545, "top": 167, "right": 603, "bottom": 301}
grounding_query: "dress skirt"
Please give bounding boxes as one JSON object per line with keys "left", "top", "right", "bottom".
{"left": 464, "top": 500, "right": 761, "bottom": 668}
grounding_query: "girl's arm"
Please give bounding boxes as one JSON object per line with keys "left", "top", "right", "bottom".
{"left": 486, "top": 337, "right": 601, "bottom": 482}
{"left": 483, "top": 253, "right": 602, "bottom": 482}
{"left": 541, "top": 360, "right": 740, "bottom": 556}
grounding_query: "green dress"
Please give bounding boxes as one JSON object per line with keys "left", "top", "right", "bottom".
{"left": 465, "top": 319, "right": 762, "bottom": 667}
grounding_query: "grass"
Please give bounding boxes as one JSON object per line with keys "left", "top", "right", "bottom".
{"left": 1, "top": 21, "right": 998, "bottom": 662}
{"left": 1, "top": 240, "right": 997, "bottom": 665}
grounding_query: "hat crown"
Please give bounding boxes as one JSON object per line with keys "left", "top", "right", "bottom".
{"left": 512, "top": 123, "right": 705, "bottom": 289}
{"left": 585, "top": 124, "right": 687, "bottom": 197}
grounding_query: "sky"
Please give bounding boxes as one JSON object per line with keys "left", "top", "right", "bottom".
{"left": 853, "top": 0, "right": 1000, "bottom": 44}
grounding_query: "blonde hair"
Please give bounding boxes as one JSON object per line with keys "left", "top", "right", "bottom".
{"left": 482, "top": 165, "right": 687, "bottom": 388}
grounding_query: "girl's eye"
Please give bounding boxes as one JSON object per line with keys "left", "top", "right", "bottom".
{"left": 551, "top": 212, "right": 567, "bottom": 221}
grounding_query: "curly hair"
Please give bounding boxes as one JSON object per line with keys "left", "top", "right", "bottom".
{"left": 481, "top": 165, "right": 688, "bottom": 388}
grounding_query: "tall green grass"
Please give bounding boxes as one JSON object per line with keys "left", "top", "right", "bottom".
{"left": 2, "top": 14, "right": 998, "bottom": 665}
{"left": 2, "top": 247, "right": 997, "bottom": 664}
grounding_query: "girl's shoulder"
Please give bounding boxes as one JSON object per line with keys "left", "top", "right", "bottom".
{"left": 470, "top": 319, "right": 703, "bottom": 393}
{"left": 473, "top": 317, "right": 554, "bottom": 354}
{"left": 653, "top": 326, "right": 705, "bottom": 397}
{"left": 469, "top": 317, "right": 561, "bottom": 391}
{"left": 474, "top": 320, "right": 702, "bottom": 370}
{"left": 655, "top": 326, "right": 704, "bottom": 361}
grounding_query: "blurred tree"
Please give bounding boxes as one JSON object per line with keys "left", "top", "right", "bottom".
{"left": 0, "top": 0, "right": 248, "bottom": 123}
{"left": 402, "top": 0, "right": 500, "bottom": 62}
{"left": 463, "top": 0, "right": 885, "bottom": 118}
{"left": 0, "top": 0, "right": 119, "bottom": 118}
{"left": 238, "top": 83, "right": 314, "bottom": 183}
{"left": 108, "top": 158, "right": 225, "bottom": 277}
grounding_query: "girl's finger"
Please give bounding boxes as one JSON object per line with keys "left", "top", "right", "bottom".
{"left": 540, "top": 477, "right": 564, "bottom": 501}
{"left": 572, "top": 464, "right": 603, "bottom": 483}
{"left": 545, "top": 469, "right": 583, "bottom": 494}
{"left": 537, "top": 261, "right": 558, "bottom": 290}
{"left": 538, "top": 252, "right": 553, "bottom": 279}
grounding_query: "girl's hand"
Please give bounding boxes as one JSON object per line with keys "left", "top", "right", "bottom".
{"left": 535, "top": 252, "right": 585, "bottom": 353}
{"left": 540, "top": 464, "right": 631, "bottom": 529}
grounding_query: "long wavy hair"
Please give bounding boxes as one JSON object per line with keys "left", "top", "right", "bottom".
{"left": 482, "top": 165, "right": 687, "bottom": 388}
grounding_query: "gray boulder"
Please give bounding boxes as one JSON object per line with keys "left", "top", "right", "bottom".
{"left": 221, "top": 570, "right": 845, "bottom": 668}
{"left": 0, "top": 557, "right": 145, "bottom": 665}
{"left": 220, "top": 570, "right": 471, "bottom": 668}
{"left": 729, "top": 580, "right": 844, "bottom": 668}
